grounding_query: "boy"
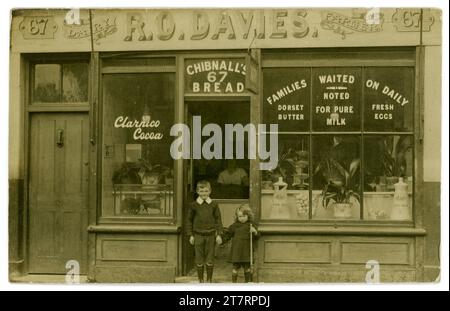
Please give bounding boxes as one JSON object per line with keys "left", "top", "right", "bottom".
{"left": 186, "top": 180, "right": 223, "bottom": 283}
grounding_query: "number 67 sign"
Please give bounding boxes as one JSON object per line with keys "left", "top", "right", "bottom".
{"left": 19, "top": 16, "right": 58, "bottom": 39}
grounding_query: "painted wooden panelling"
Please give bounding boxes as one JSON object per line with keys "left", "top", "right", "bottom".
{"left": 94, "top": 265, "right": 176, "bottom": 283}
{"left": 340, "top": 242, "right": 411, "bottom": 265}
{"left": 257, "top": 267, "right": 416, "bottom": 282}
{"left": 100, "top": 239, "right": 168, "bottom": 262}
{"left": 264, "top": 240, "right": 332, "bottom": 263}
{"left": 96, "top": 233, "right": 178, "bottom": 267}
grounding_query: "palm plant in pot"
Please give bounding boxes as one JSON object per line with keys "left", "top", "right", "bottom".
{"left": 315, "top": 157, "right": 361, "bottom": 219}
{"left": 381, "top": 136, "right": 412, "bottom": 190}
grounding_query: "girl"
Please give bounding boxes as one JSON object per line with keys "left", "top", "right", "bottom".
{"left": 225, "top": 204, "right": 258, "bottom": 283}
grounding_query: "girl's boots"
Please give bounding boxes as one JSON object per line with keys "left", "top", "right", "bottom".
{"left": 232, "top": 272, "right": 238, "bottom": 283}
{"left": 244, "top": 271, "right": 253, "bottom": 283}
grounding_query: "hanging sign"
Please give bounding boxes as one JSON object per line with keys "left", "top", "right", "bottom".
{"left": 184, "top": 58, "right": 246, "bottom": 94}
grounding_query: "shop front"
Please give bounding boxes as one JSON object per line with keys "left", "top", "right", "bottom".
{"left": 9, "top": 8, "right": 442, "bottom": 283}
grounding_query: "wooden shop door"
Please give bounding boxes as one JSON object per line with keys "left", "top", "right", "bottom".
{"left": 28, "top": 113, "right": 89, "bottom": 274}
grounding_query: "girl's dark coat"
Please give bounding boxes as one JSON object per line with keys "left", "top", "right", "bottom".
{"left": 224, "top": 221, "right": 258, "bottom": 263}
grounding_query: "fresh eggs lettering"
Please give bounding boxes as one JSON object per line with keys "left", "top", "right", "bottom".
{"left": 365, "top": 79, "right": 410, "bottom": 121}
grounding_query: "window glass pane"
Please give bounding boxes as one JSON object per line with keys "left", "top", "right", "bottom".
{"left": 312, "top": 135, "right": 361, "bottom": 220}
{"left": 33, "top": 64, "right": 61, "bottom": 102}
{"left": 364, "top": 67, "right": 414, "bottom": 132}
{"left": 62, "top": 63, "right": 89, "bottom": 102}
{"left": 263, "top": 68, "right": 310, "bottom": 132}
{"left": 363, "top": 135, "right": 413, "bottom": 221}
{"left": 312, "top": 68, "right": 362, "bottom": 132}
{"left": 261, "top": 135, "right": 309, "bottom": 220}
{"left": 102, "top": 73, "right": 175, "bottom": 218}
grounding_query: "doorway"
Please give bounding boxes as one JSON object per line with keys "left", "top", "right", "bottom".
{"left": 182, "top": 101, "right": 250, "bottom": 280}
{"left": 28, "top": 113, "right": 89, "bottom": 274}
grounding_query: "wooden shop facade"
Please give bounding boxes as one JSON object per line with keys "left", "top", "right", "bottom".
{"left": 9, "top": 8, "right": 442, "bottom": 282}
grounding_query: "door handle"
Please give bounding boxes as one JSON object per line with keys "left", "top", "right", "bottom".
{"left": 57, "top": 129, "right": 64, "bottom": 148}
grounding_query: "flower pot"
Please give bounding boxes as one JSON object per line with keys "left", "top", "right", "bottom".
{"left": 262, "top": 180, "right": 273, "bottom": 190}
{"left": 333, "top": 203, "right": 353, "bottom": 219}
{"left": 386, "top": 176, "right": 399, "bottom": 191}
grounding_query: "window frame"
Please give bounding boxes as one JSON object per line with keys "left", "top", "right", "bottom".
{"left": 259, "top": 47, "right": 418, "bottom": 225}
{"left": 29, "top": 54, "right": 90, "bottom": 109}
{"left": 98, "top": 54, "right": 178, "bottom": 224}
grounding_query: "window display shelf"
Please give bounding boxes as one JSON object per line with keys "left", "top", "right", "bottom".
{"left": 261, "top": 190, "right": 413, "bottom": 221}
{"left": 112, "top": 184, "right": 174, "bottom": 217}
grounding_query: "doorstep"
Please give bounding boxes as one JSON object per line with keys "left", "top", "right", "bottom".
{"left": 10, "top": 274, "right": 88, "bottom": 284}
{"left": 174, "top": 275, "right": 249, "bottom": 284}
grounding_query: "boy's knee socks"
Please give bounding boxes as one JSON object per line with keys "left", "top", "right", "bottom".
{"left": 196, "top": 265, "right": 204, "bottom": 283}
{"left": 206, "top": 265, "right": 214, "bottom": 283}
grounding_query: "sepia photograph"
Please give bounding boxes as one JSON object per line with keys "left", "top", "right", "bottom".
{"left": 6, "top": 2, "right": 445, "bottom": 287}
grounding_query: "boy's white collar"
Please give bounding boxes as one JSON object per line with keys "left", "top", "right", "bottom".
{"left": 196, "top": 197, "right": 212, "bottom": 204}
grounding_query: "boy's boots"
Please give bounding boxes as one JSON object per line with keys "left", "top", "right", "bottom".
{"left": 244, "top": 271, "right": 252, "bottom": 283}
{"left": 196, "top": 265, "right": 204, "bottom": 283}
{"left": 206, "top": 265, "right": 214, "bottom": 283}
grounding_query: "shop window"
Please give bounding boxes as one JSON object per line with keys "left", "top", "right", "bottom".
{"left": 101, "top": 72, "right": 175, "bottom": 219}
{"left": 261, "top": 63, "right": 415, "bottom": 222}
{"left": 33, "top": 63, "right": 88, "bottom": 103}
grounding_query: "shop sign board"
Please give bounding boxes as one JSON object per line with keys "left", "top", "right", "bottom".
{"left": 10, "top": 9, "right": 441, "bottom": 52}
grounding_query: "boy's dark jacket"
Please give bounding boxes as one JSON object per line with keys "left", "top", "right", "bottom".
{"left": 186, "top": 199, "right": 223, "bottom": 236}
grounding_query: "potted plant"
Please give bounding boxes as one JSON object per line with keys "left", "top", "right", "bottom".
{"left": 315, "top": 157, "right": 360, "bottom": 219}
{"left": 112, "top": 161, "right": 142, "bottom": 184}
{"left": 380, "top": 136, "right": 412, "bottom": 190}
{"left": 269, "top": 145, "right": 309, "bottom": 189}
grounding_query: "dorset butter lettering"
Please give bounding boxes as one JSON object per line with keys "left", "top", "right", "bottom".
{"left": 262, "top": 68, "right": 310, "bottom": 132}
{"left": 114, "top": 116, "right": 163, "bottom": 141}
{"left": 266, "top": 80, "right": 308, "bottom": 122}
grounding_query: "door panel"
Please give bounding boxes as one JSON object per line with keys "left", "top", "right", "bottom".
{"left": 29, "top": 113, "right": 89, "bottom": 274}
